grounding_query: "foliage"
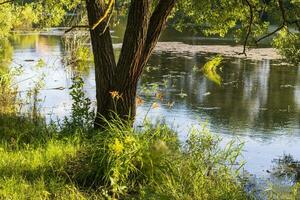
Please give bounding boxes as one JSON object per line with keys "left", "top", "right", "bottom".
{"left": 264, "top": 182, "right": 300, "bottom": 200}
{"left": 0, "top": 3, "right": 14, "bottom": 39}
{"left": 0, "top": 0, "right": 82, "bottom": 36}
{"left": 0, "top": 40, "right": 13, "bottom": 64}
{"left": 13, "top": 3, "right": 40, "bottom": 30}
{"left": 0, "top": 115, "right": 83, "bottom": 199}
{"left": 0, "top": 67, "right": 22, "bottom": 114}
{"left": 0, "top": 40, "right": 19, "bottom": 114}
{"left": 140, "top": 125, "right": 246, "bottom": 200}
{"left": 37, "top": 0, "right": 81, "bottom": 27}
{"left": 73, "top": 46, "right": 93, "bottom": 74}
{"left": 174, "top": 0, "right": 300, "bottom": 63}
{"left": 75, "top": 46, "right": 92, "bottom": 63}
{"left": 35, "top": 58, "right": 46, "bottom": 68}
{"left": 63, "top": 34, "right": 93, "bottom": 75}
{"left": 64, "top": 76, "right": 95, "bottom": 130}
{"left": 174, "top": 0, "right": 267, "bottom": 38}
{"left": 273, "top": 28, "right": 300, "bottom": 65}
{"left": 0, "top": 2, "right": 40, "bottom": 35}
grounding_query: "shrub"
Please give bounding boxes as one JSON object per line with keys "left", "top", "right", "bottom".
{"left": 273, "top": 28, "right": 300, "bottom": 66}
{"left": 66, "top": 118, "right": 247, "bottom": 199}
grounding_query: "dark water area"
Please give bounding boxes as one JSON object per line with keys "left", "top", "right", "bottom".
{"left": 3, "top": 32, "right": 300, "bottom": 186}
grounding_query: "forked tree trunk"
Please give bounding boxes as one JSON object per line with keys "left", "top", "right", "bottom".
{"left": 85, "top": 0, "right": 176, "bottom": 128}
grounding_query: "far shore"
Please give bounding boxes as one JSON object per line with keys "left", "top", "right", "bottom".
{"left": 13, "top": 31, "right": 282, "bottom": 61}
{"left": 114, "top": 42, "right": 282, "bottom": 61}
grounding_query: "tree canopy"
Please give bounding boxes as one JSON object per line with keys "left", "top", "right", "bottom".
{"left": 1, "top": 0, "right": 299, "bottom": 64}
{"left": 0, "top": 0, "right": 80, "bottom": 39}
{"left": 176, "top": 0, "right": 300, "bottom": 62}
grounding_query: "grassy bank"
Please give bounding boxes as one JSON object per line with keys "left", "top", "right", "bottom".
{"left": 0, "top": 112, "right": 249, "bottom": 200}
{"left": 0, "top": 75, "right": 249, "bottom": 199}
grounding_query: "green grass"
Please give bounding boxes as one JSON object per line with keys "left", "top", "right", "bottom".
{"left": 0, "top": 113, "right": 250, "bottom": 200}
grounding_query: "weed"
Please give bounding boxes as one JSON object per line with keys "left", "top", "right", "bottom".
{"left": 63, "top": 76, "right": 95, "bottom": 130}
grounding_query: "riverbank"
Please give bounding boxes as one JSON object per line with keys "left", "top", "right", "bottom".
{"left": 0, "top": 112, "right": 249, "bottom": 199}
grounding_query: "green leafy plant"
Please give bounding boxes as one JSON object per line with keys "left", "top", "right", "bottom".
{"left": 65, "top": 76, "right": 95, "bottom": 130}
{"left": 35, "top": 58, "right": 46, "bottom": 68}
{"left": 273, "top": 28, "right": 300, "bottom": 66}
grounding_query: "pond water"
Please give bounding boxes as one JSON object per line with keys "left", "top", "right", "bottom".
{"left": 4, "top": 32, "right": 300, "bottom": 185}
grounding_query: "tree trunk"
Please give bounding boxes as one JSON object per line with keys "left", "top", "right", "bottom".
{"left": 85, "top": 0, "right": 176, "bottom": 128}
{"left": 86, "top": 0, "right": 116, "bottom": 127}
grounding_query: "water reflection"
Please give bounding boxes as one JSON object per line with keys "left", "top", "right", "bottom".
{"left": 0, "top": 40, "right": 13, "bottom": 67}
{"left": 143, "top": 53, "right": 300, "bottom": 135}
{"left": 3, "top": 34, "right": 300, "bottom": 178}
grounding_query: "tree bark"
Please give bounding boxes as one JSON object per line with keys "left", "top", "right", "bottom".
{"left": 113, "top": 0, "right": 151, "bottom": 119}
{"left": 85, "top": 0, "right": 177, "bottom": 127}
{"left": 86, "top": 0, "right": 116, "bottom": 127}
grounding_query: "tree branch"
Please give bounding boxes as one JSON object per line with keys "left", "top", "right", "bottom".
{"left": 256, "top": 0, "right": 286, "bottom": 44}
{"left": 135, "top": 0, "right": 177, "bottom": 78}
{"left": 116, "top": 0, "right": 151, "bottom": 87}
{"left": 240, "top": 0, "right": 254, "bottom": 56}
{"left": 256, "top": 24, "right": 285, "bottom": 43}
{"left": 0, "top": 0, "right": 13, "bottom": 6}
